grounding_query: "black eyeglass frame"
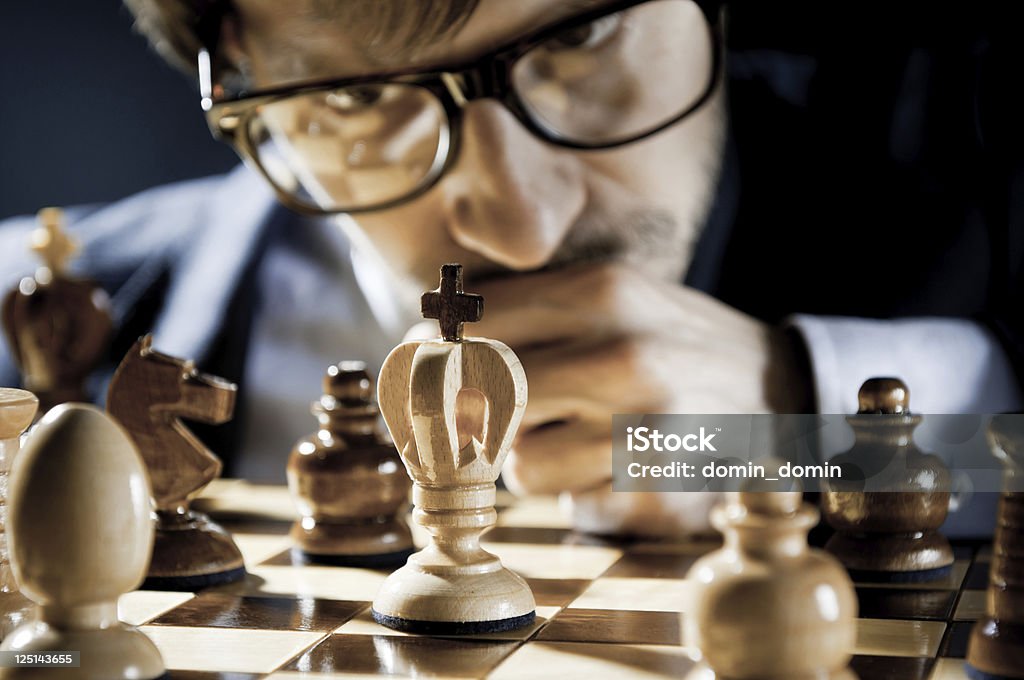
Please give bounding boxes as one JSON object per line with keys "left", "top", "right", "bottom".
{"left": 200, "top": 0, "right": 724, "bottom": 215}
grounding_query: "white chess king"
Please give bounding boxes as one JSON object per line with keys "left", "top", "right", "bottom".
{"left": 372, "top": 264, "right": 536, "bottom": 634}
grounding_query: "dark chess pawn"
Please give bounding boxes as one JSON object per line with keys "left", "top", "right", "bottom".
{"left": 966, "top": 415, "right": 1024, "bottom": 680}
{"left": 1, "top": 207, "right": 112, "bottom": 411}
{"left": 822, "top": 377, "right": 954, "bottom": 582}
{"left": 287, "top": 362, "right": 414, "bottom": 567}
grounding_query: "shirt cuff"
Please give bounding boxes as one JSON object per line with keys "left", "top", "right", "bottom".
{"left": 787, "top": 315, "right": 1024, "bottom": 414}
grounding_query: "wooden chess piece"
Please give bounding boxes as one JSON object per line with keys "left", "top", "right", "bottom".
{"left": 1, "top": 207, "right": 112, "bottom": 411}
{"left": 685, "top": 489, "right": 858, "bottom": 679}
{"left": 287, "top": 361, "right": 414, "bottom": 566}
{"left": 821, "top": 377, "right": 954, "bottom": 581}
{"left": 107, "top": 335, "right": 244, "bottom": 590}
{"left": 966, "top": 414, "right": 1024, "bottom": 679}
{"left": 372, "top": 264, "right": 535, "bottom": 634}
{"left": 0, "top": 389, "right": 38, "bottom": 641}
{"left": 0, "top": 404, "right": 164, "bottom": 679}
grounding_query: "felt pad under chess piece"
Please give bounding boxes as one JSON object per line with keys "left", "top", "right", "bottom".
{"left": 107, "top": 335, "right": 244, "bottom": 590}
{"left": 966, "top": 415, "right": 1024, "bottom": 680}
{"left": 0, "top": 404, "right": 164, "bottom": 679}
{"left": 685, "top": 488, "right": 858, "bottom": 680}
{"left": 1, "top": 207, "right": 112, "bottom": 411}
{"left": 821, "top": 377, "right": 954, "bottom": 582}
{"left": 0, "top": 389, "right": 38, "bottom": 641}
{"left": 287, "top": 362, "right": 414, "bottom": 567}
{"left": 372, "top": 264, "right": 535, "bottom": 634}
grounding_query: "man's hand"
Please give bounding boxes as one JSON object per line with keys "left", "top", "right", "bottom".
{"left": 405, "top": 263, "right": 812, "bottom": 528}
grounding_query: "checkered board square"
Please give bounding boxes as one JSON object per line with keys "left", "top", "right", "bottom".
{"left": 116, "top": 484, "right": 989, "bottom": 679}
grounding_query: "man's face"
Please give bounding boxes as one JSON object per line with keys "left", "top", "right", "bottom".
{"left": 225, "top": 0, "right": 725, "bottom": 299}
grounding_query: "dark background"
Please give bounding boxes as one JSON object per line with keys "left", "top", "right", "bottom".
{"left": 0, "top": 3, "right": 1013, "bottom": 535}
{"left": 0, "top": 0, "right": 236, "bottom": 219}
{"left": 0, "top": 3, "right": 1015, "bottom": 334}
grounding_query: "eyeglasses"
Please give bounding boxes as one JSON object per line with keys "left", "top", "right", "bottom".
{"left": 201, "top": 0, "right": 722, "bottom": 215}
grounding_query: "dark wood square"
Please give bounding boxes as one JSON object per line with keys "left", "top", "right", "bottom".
{"left": 483, "top": 527, "right": 577, "bottom": 544}
{"left": 483, "top": 526, "right": 623, "bottom": 548}
{"left": 940, "top": 621, "right": 975, "bottom": 658}
{"left": 255, "top": 547, "right": 408, "bottom": 570}
{"left": 258, "top": 548, "right": 312, "bottom": 567}
{"left": 219, "top": 519, "right": 291, "bottom": 536}
{"left": 854, "top": 586, "right": 956, "bottom": 620}
{"left": 848, "top": 654, "right": 935, "bottom": 680}
{"left": 525, "top": 577, "right": 591, "bottom": 607}
{"left": 603, "top": 552, "right": 700, "bottom": 579}
{"left": 285, "top": 633, "right": 518, "bottom": 677}
{"left": 166, "top": 673, "right": 263, "bottom": 680}
{"left": 964, "top": 561, "right": 992, "bottom": 590}
{"left": 952, "top": 543, "right": 978, "bottom": 560}
{"left": 536, "top": 609, "right": 681, "bottom": 646}
{"left": 522, "top": 641, "right": 695, "bottom": 676}
{"left": 149, "top": 593, "right": 366, "bottom": 632}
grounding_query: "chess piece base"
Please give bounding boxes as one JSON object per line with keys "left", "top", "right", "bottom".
{"left": 371, "top": 609, "right": 535, "bottom": 635}
{"left": 0, "top": 590, "right": 34, "bottom": 641}
{"left": 292, "top": 547, "right": 415, "bottom": 569}
{"left": 826, "top": 530, "right": 954, "bottom": 581}
{"left": 0, "top": 620, "right": 164, "bottom": 679}
{"left": 290, "top": 517, "right": 414, "bottom": 568}
{"left": 966, "top": 618, "right": 1024, "bottom": 680}
{"left": 142, "top": 510, "right": 246, "bottom": 591}
{"left": 372, "top": 560, "right": 535, "bottom": 634}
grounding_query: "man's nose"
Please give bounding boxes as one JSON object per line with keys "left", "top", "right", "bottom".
{"left": 439, "top": 100, "right": 586, "bottom": 270}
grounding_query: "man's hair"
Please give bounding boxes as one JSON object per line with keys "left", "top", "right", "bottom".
{"left": 124, "top": 0, "right": 480, "bottom": 75}
{"left": 123, "top": 0, "right": 212, "bottom": 74}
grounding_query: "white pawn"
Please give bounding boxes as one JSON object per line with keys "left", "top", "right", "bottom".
{"left": 0, "top": 404, "right": 164, "bottom": 680}
{"left": 685, "top": 484, "right": 858, "bottom": 680}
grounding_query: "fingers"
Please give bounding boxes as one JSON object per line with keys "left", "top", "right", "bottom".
{"left": 503, "top": 421, "right": 611, "bottom": 495}
{"left": 470, "top": 263, "right": 666, "bottom": 347}
{"left": 517, "top": 336, "right": 670, "bottom": 428}
{"left": 398, "top": 262, "right": 785, "bottom": 504}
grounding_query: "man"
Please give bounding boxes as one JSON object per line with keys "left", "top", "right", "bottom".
{"left": 1, "top": 1, "right": 1020, "bottom": 534}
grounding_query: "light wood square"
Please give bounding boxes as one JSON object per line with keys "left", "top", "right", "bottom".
{"left": 118, "top": 591, "right": 194, "bottom": 626}
{"left": 855, "top": 618, "right": 946, "bottom": 657}
{"left": 570, "top": 577, "right": 693, "bottom": 613}
{"left": 496, "top": 496, "right": 572, "bottom": 529}
{"left": 928, "top": 657, "right": 970, "bottom": 680}
{"left": 954, "top": 590, "right": 986, "bottom": 621}
{"left": 489, "top": 641, "right": 696, "bottom": 679}
{"left": 484, "top": 543, "right": 622, "bottom": 580}
{"left": 140, "top": 625, "right": 324, "bottom": 673}
{"left": 220, "top": 564, "right": 386, "bottom": 601}
{"left": 234, "top": 533, "right": 293, "bottom": 564}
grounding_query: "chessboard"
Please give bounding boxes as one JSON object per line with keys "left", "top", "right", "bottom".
{"left": 115, "top": 481, "right": 989, "bottom": 680}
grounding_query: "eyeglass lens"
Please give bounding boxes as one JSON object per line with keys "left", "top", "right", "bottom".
{"left": 244, "top": 0, "right": 713, "bottom": 212}
{"left": 513, "top": 0, "right": 712, "bottom": 145}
